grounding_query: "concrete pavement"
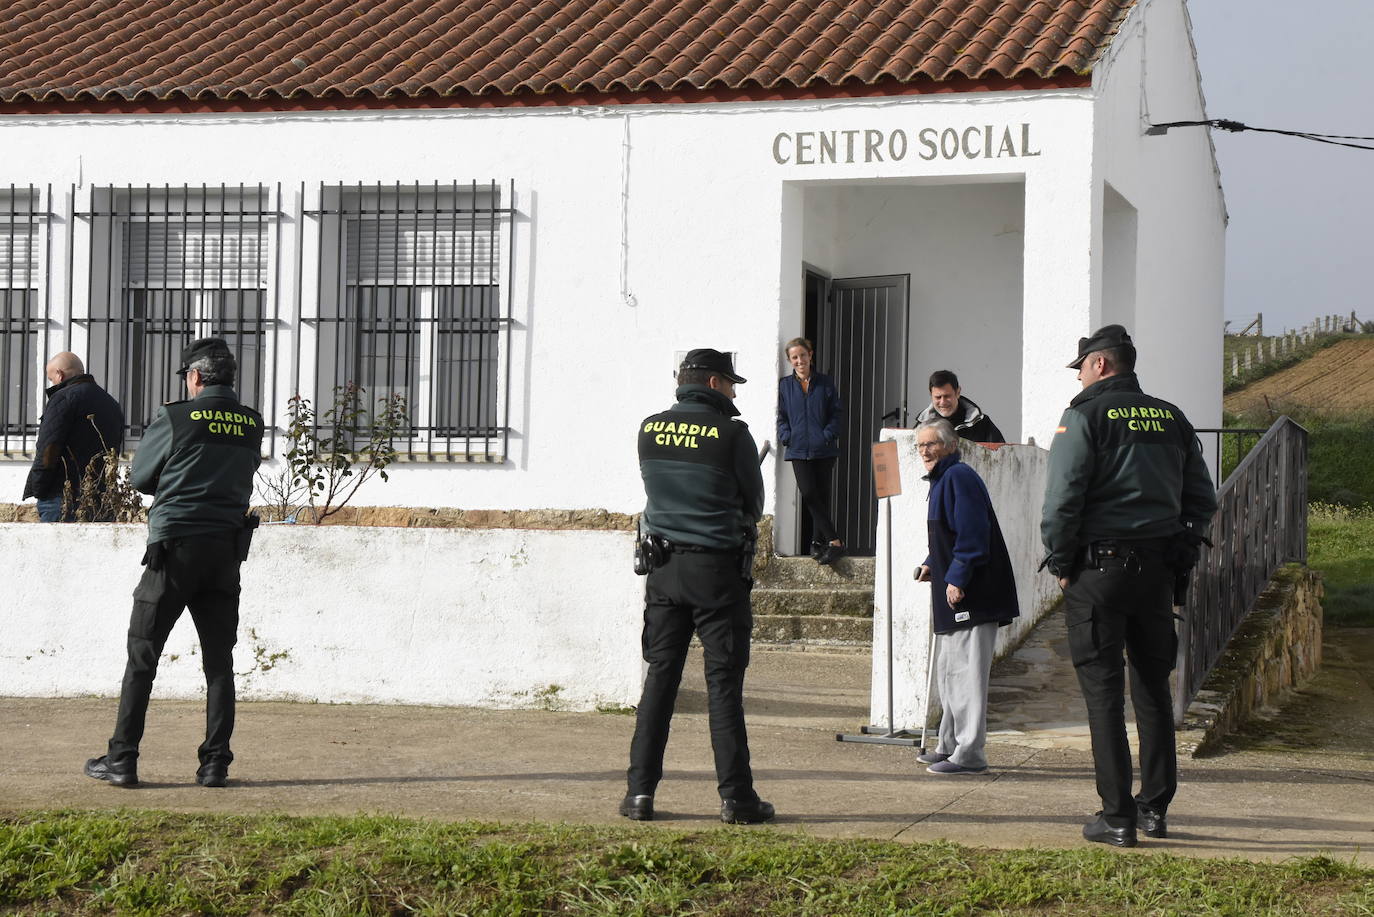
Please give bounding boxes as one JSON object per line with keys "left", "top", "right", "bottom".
{"left": 2, "top": 626, "right": 1372, "bottom": 863}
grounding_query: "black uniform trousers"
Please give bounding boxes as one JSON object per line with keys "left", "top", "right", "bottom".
{"left": 627, "top": 549, "right": 758, "bottom": 804}
{"left": 1063, "top": 545, "right": 1177, "bottom": 827}
{"left": 108, "top": 532, "right": 242, "bottom": 768}
{"left": 790, "top": 457, "right": 840, "bottom": 547}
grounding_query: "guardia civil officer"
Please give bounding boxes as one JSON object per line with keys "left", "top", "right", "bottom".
{"left": 85, "top": 338, "right": 263, "bottom": 789}
{"left": 1040, "top": 325, "right": 1216, "bottom": 847}
{"left": 621, "top": 348, "right": 774, "bottom": 824}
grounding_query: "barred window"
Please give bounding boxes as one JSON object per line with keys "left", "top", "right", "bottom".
{"left": 313, "top": 181, "right": 512, "bottom": 461}
{"left": 83, "top": 186, "right": 278, "bottom": 438}
{"left": 0, "top": 187, "right": 48, "bottom": 451}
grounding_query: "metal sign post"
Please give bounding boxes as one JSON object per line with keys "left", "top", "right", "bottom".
{"left": 837, "top": 440, "right": 921, "bottom": 748}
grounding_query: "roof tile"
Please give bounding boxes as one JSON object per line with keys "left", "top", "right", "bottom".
{"left": 0, "top": 0, "right": 1136, "bottom": 106}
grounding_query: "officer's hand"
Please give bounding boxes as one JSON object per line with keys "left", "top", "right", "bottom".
{"left": 914, "top": 565, "right": 931, "bottom": 582}
{"left": 946, "top": 584, "right": 964, "bottom": 605}
{"left": 1058, "top": 577, "right": 1070, "bottom": 590}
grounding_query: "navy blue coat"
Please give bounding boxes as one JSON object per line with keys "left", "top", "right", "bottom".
{"left": 777, "top": 372, "right": 843, "bottom": 460}
{"left": 23, "top": 375, "right": 125, "bottom": 501}
{"left": 922, "top": 452, "right": 1020, "bottom": 634}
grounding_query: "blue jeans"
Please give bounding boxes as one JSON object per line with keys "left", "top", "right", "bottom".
{"left": 36, "top": 496, "right": 69, "bottom": 523}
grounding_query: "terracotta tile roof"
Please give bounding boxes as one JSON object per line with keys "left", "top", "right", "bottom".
{"left": 0, "top": 0, "right": 1137, "bottom": 107}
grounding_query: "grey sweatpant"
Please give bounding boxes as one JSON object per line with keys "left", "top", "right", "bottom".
{"left": 935, "top": 621, "right": 999, "bottom": 769}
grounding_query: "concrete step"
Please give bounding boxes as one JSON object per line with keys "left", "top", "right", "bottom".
{"left": 757, "top": 554, "right": 876, "bottom": 588}
{"left": 753, "top": 614, "right": 873, "bottom": 646}
{"left": 752, "top": 585, "right": 875, "bottom": 618}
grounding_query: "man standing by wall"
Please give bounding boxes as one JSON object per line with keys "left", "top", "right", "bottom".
{"left": 23, "top": 352, "right": 124, "bottom": 521}
{"left": 621, "top": 348, "right": 774, "bottom": 824}
{"left": 915, "top": 370, "right": 1006, "bottom": 444}
{"left": 1041, "top": 324, "right": 1216, "bottom": 847}
{"left": 85, "top": 338, "right": 263, "bottom": 789}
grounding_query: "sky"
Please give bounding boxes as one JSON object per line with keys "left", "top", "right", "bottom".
{"left": 1185, "top": 1, "right": 1374, "bottom": 334}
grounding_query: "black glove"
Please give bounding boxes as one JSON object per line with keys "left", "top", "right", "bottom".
{"left": 1164, "top": 531, "right": 1207, "bottom": 574}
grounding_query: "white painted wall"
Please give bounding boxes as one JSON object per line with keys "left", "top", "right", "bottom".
{"left": 869, "top": 430, "right": 1059, "bottom": 729}
{"left": 1090, "top": 0, "right": 1226, "bottom": 431}
{"left": 0, "top": 90, "right": 1103, "bottom": 518}
{"left": 1, "top": 46, "right": 1223, "bottom": 527}
{"left": 0, "top": 524, "right": 644, "bottom": 710}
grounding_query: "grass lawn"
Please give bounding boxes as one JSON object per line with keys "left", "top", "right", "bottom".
{"left": 2, "top": 811, "right": 1373, "bottom": 916}
{"left": 1307, "top": 503, "right": 1374, "bottom": 627}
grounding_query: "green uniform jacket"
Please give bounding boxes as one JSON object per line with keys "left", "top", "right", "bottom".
{"left": 132, "top": 385, "right": 264, "bottom": 545}
{"left": 1040, "top": 373, "right": 1217, "bottom": 576}
{"left": 639, "top": 385, "right": 765, "bottom": 551}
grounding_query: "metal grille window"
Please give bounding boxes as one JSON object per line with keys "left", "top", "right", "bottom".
{"left": 312, "top": 181, "right": 513, "bottom": 460}
{"left": 0, "top": 187, "right": 49, "bottom": 452}
{"left": 82, "top": 185, "right": 279, "bottom": 439}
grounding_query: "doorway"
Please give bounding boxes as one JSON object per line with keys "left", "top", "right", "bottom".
{"left": 807, "top": 274, "right": 910, "bottom": 556}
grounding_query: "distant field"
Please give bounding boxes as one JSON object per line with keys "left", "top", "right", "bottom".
{"left": 1225, "top": 338, "right": 1374, "bottom": 417}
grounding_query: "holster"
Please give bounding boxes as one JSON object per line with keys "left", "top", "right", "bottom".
{"left": 634, "top": 532, "right": 669, "bottom": 575}
{"left": 739, "top": 527, "right": 758, "bottom": 584}
{"left": 236, "top": 513, "right": 261, "bottom": 563}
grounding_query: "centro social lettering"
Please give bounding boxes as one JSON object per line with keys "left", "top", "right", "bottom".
{"left": 772, "top": 123, "right": 1041, "bottom": 166}
{"left": 643, "top": 420, "right": 720, "bottom": 449}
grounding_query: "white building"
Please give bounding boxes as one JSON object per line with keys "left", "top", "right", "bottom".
{"left": 0, "top": 0, "right": 1224, "bottom": 558}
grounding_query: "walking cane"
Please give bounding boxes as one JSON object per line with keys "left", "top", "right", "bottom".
{"left": 917, "top": 623, "right": 937, "bottom": 755}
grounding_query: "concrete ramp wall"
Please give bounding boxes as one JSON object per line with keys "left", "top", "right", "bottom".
{"left": 871, "top": 432, "right": 1059, "bottom": 730}
{"left": 1, "top": 524, "right": 644, "bottom": 711}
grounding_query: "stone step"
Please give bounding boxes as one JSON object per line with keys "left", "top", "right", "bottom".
{"left": 753, "top": 614, "right": 873, "bottom": 645}
{"left": 757, "top": 554, "right": 876, "bottom": 588}
{"left": 752, "top": 585, "right": 875, "bottom": 618}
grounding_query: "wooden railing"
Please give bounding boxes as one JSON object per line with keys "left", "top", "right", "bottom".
{"left": 1173, "top": 416, "right": 1308, "bottom": 724}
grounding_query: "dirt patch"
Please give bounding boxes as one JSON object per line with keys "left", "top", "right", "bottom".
{"left": 1225, "top": 338, "right": 1374, "bottom": 417}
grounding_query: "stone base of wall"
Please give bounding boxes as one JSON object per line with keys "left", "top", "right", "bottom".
{"left": 1178, "top": 565, "right": 1324, "bottom": 757}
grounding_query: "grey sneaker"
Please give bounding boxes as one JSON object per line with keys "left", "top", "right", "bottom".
{"left": 916, "top": 751, "right": 950, "bottom": 765}
{"left": 926, "top": 760, "right": 988, "bottom": 776}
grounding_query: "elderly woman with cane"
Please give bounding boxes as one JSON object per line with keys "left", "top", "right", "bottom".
{"left": 914, "top": 418, "right": 1019, "bottom": 775}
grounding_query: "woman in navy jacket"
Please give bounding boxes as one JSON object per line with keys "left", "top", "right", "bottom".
{"left": 914, "top": 418, "right": 1019, "bottom": 775}
{"left": 777, "top": 337, "right": 845, "bottom": 564}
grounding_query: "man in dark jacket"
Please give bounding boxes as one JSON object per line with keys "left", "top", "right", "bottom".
{"left": 23, "top": 352, "right": 124, "bottom": 521}
{"left": 85, "top": 338, "right": 263, "bottom": 790}
{"left": 914, "top": 418, "right": 1019, "bottom": 776}
{"left": 915, "top": 369, "right": 1006, "bottom": 444}
{"left": 621, "top": 348, "right": 774, "bottom": 825}
{"left": 1041, "top": 324, "right": 1217, "bottom": 848}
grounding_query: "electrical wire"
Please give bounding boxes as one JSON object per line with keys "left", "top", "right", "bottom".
{"left": 1148, "top": 118, "right": 1374, "bottom": 151}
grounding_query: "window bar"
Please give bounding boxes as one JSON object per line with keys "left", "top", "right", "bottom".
{"left": 312, "top": 181, "right": 326, "bottom": 443}
{"left": 469, "top": 178, "right": 481, "bottom": 459}
{"left": 42, "top": 184, "right": 53, "bottom": 442}
{"left": 409, "top": 178, "right": 423, "bottom": 456}
{"left": 267, "top": 181, "right": 281, "bottom": 452}
{"left": 501, "top": 178, "right": 514, "bottom": 462}
{"left": 395, "top": 179, "right": 409, "bottom": 453}
{"left": 2, "top": 186, "right": 15, "bottom": 447}
{"left": 90, "top": 185, "right": 107, "bottom": 437}
{"left": 445, "top": 178, "right": 457, "bottom": 460}
{"left": 343, "top": 183, "right": 360, "bottom": 444}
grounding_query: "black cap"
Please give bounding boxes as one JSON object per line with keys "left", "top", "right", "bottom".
{"left": 679, "top": 348, "right": 746, "bottom": 384}
{"left": 1068, "top": 324, "right": 1133, "bottom": 369}
{"left": 176, "top": 337, "right": 232, "bottom": 376}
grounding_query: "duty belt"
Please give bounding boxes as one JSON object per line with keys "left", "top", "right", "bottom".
{"left": 668, "top": 541, "right": 737, "bottom": 555}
